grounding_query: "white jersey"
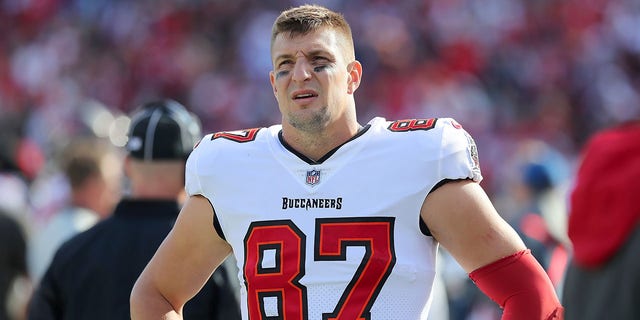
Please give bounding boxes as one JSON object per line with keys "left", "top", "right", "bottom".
{"left": 185, "top": 117, "right": 482, "bottom": 320}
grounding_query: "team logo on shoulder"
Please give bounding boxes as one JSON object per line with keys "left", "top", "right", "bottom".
{"left": 387, "top": 118, "right": 437, "bottom": 132}
{"left": 465, "top": 132, "right": 480, "bottom": 169}
{"left": 306, "top": 169, "right": 321, "bottom": 186}
{"left": 212, "top": 128, "right": 261, "bottom": 142}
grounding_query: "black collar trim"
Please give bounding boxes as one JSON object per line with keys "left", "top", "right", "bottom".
{"left": 278, "top": 124, "right": 371, "bottom": 165}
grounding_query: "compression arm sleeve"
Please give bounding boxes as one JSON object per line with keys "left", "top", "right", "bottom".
{"left": 469, "top": 249, "right": 564, "bottom": 320}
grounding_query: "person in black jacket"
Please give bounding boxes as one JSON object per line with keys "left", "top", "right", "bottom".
{"left": 0, "top": 209, "right": 29, "bottom": 320}
{"left": 27, "top": 100, "right": 242, "bottom": 320}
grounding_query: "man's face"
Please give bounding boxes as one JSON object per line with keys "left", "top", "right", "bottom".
{"left": 270, "top": 28, "right": 356, "bottom": 133}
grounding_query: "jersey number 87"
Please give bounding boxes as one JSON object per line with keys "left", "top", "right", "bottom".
{"left": 243, "top": 217, "right": 396, "bottom": 320}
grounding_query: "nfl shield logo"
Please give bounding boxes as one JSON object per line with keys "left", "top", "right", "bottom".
{"left": 306, "top": 169, "right": 321, "bottom": 186}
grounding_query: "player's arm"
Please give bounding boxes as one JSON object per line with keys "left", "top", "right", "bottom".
{"left": 130, "top": 195, "right": 232, "bottom": 320}
{"left": 420, "top": 179, "right": 563, "bottom": 320}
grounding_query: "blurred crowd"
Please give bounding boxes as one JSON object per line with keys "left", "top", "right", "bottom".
{"left": 1, "top": 0, "right": 639, "bottom": 319}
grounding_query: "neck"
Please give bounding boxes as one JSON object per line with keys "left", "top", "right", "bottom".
{"left": 282, "top": 118, "right": 362, "bottom": 162}
{"left": 128, "top": 182, "right": 184, "bottom": 201}
{"left": 71, "top": 193, "right": 102, "bottom": 215}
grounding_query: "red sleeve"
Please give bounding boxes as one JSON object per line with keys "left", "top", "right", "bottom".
{"left": 469, "top": 249, "right": 563, "bottom": 320}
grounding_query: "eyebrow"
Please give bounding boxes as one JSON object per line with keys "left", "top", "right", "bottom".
{"left": 274, "top": 49, "right": 335, "bottom": 67}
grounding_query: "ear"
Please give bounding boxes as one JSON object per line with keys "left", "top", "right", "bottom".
{"left": 346, "top": 60, "right": 362, "bottom": 94}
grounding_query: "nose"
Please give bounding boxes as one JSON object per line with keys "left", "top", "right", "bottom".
{"left": 291, "top": 59, "right": 312, "bottom": 82}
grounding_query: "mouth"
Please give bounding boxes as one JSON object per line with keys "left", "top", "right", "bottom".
{"left": 291, "top": 90, "right": 318, "bottom": 101}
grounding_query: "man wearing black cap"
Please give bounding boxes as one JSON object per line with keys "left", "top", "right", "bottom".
{"left": 27, "top": 100, "right": 241, "bottom": 320}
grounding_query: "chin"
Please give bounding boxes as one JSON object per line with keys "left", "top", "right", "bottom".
{"left": 289, "top": 113, "right": 331, "bottom": 133}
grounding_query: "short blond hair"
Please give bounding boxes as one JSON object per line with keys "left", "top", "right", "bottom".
{"left": 271, "top": 4, "right": 355, "bottom": 60}
{"left": 58, "top": 137, "right": 118, "bottom": 190}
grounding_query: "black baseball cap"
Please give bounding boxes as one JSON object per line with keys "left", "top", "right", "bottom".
{"left": 126, "top": 99, "right": 202, "bottom": 161}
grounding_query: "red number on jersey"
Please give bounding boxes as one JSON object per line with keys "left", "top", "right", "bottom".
{"left": 243, "top": 218, "right": 396, "bottom": 320}
{"left": 244, "top": 220, "right": 307, "bottom": 319}
{"left": 315, "top": 217, "right": 396, "bottom": 320}
{"left": 212, "top": 128, "right": 261, "bottom": 142}
{"left": 387, "top": 118, "right": 437, "bottom": 132}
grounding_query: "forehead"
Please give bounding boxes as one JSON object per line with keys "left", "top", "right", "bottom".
{"left": 271, "top": 28, "right": 344, "bottom": 60}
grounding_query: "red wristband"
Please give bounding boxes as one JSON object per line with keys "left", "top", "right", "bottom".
{"left": 469, "top": 249, "right": 563, "bottom": 320}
